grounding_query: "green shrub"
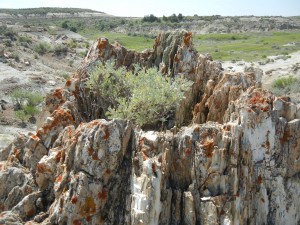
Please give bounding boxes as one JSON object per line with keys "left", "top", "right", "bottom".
{"left": 86, "top": 62, "right": 193, "bottom": 127}
{"left": 26, "top": 92, "right": 43, "bottom": 107}
{"left": 10, "top": 89, "right": 28, "bottom": 109}
{"left": 15, "top": 110, "right": 28, "bottom": 122}
{"left": 12, "top": 52, "right": 20, "bottom": 62}
{"left": 67, "top": 39, "right": 77, "bottom": 49}
{"left": 4, "top": 40, "right": 12, "bottom": 47}
{"left": 271, "top": 75, "right": 300, "bottom": 96}
{"left": 70, "top": 26, "right": 77, "bottom": 33}
{"left": 273, "top": 76, "right": 298, "bottom": 89}
{"left": 54, "top": 44, "right": 68, "bottom": 56}
{"left": 34, "top": 42, "right": 50, "bottom": 55}
{"left": 79, "top": 51, "right": 87, "bottom": 58}
{"left": 18, "top": 35, "right": 32, "bottom": 44}
{"left": 24, "top": 105, "right": 39, "bottom": 117}
{"left": 10, "top": 89, "right": 43, "bottom": 124}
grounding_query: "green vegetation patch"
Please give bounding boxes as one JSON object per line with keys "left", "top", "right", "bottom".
{"left": 86, "top": 61, "right": 192, "bottom": 127}
{"left": 80, "top": 31, "right": 154, "bottom": 51}
{"left": 271, "top": 76, "right": 300, "bottom": 96}
{"left": 194, "top": 31, "right": 300, "bottom": 61}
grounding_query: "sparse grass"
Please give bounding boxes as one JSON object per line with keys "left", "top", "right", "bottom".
{"left": 34, "top": 42, "right": 51, "bottom": 55}
{"left": 271, "top": 76, "right": 300, "bottom": 96}
{"left": 194, "top": 31, "right": 300, "bottom": 61}
{"left": 273, "top": 76, "right": 298, "bottom": 89}
{"left": 54, "top": 44, "right": 68, "bottom": 56}
{"left": 18, "top": 35, "right": 32, "bottom": 44}
{"left": 79, "top": 31, "right": 154, "bottom": 51}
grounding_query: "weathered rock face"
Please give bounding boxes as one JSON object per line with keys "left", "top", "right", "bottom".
{"left": 0, "top": 30, "right": 300, "bottom": 225}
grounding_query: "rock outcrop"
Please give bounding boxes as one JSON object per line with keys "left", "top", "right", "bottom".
{"left": 0, "top": 30, "right": 300, "bottom": 225}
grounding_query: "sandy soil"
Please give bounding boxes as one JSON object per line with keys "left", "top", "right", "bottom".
{"left": 222, "top": 51, "right": 300, "bottom": 100}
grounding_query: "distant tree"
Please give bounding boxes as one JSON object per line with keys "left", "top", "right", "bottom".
{"left": 70, "top": 26, "right": 77, "bottom": 33}
{"left": 142, "top": 14, "right": 160, "bottom": 23}
{"left": 178, "top": 13, "right": 183, "bottom": 21}
{"left": 61, "top": 20, "right": 68, "bottom": 29}
{"left": 162, "top": 15, "right": 168, "bottom": 21}
{"left": 169, "top": 14, "right": 179, "bottom": 23}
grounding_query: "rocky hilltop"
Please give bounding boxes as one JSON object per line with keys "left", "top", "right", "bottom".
{"left": 0, "top": 30, "right": 300, "bottom": 224}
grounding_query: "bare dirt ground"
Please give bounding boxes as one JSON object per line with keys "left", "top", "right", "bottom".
{"left": 222, "top": 50, "right": 300, "bottom": 102}
{"left": 0, "top": 28, "right": 90, "bottom": 148}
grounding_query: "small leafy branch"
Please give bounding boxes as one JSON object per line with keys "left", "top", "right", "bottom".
{"left": 86, "top": 61, "right": 193, "bottom": 128}
{"left": 10, "top": 89, "right": 44, "bottom": 125}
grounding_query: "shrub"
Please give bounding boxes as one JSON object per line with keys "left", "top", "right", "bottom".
{"left": 67, "top": 39, "right": 77, "bottom": 49}
{"left": 271, "top": 75, "right": 300, "bottom": 96}
{"left": 10, "top": 89, "right": 43, "bottom": 124}
{"left": 273, "top": 76, "right": 298, "bottom": 89}
{"left": 34, "top": 42, "right": 50, "bottom": 55}
{"left": 142, "top": 14, "right": 160, "bottom": 23}
{"left": 4, "top": 40, "right": 12, "bottom": 47}
{"left": 24, "top": 105, "right": 39, "bottom": 117}
{"left": 26, "top": 92, "right": 43, "bottom": 107}
{"left": 13, "top": 52, "right": 20, "bottom": 62}
{"left": 18, "top": 35, "right": 32, "bottom": 44}
{"left": 10, "top": 89, "right": 28, "bottom": 110}
{"left": 61, "top": 20, "right": 68, "bottom": 29}
{"left": 70, "top": 26, "right": 77, "bottom": 33}
{"left": 86, "top": 62, "right": 193, "bottom": 127}
{"left": 15, "top": 110, "right": 28, "bottom": 123}
{"left": 54, "top": 44, "right": 68, "bottom": 56}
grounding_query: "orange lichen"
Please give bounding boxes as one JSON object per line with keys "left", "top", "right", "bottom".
{"left": 53, "top": 88, "right": 64, "bottom": 101}
{"left": 188, "top": 67, "right": 196, "bottom": 75}
{"left": 30, "top": 135, "right": 40, "bottom": 141}
{"left": 65, "top": 79, "right": 72, "bottom": 87}
{"left": 97, "top": 38, "right": 108, "bottom": 50}
{"left": 86, "top": 215, "right": 91, "bottom": 222}
{"left": 184, "top": 32, "right": 193, "bottom": 46}
{"left": 257, "top": 175, "right": 263, "bottom": 184}
{"left": 102, "top": 125, "right": 110, "bottom": 141}
{"left": 280, "top": 130, "right": 292, "bottom": 144}
{"left": 98, "top": 189, "right": 108, "bottom": 200}
{"left": 80, "top": 197, "right": 96, "bottom": 216}
{"left": 262, "top": 105, "right": 270, "bottom": 112}
{"left": 88, "top": 147, "right": 93, "bottom": 156}
{"left": 105, "top": 169, "right": 111, "bottom": 175}
{"left": 37, "top": 108, "right": 75, "bottom": 138}
{"left": 185, "top": 148, "right": 191, "bottom": 155}
{"left": 14, "top": 148, "right": 21, "bottom": 160}
{"left": 71, "top": 196, "right": 78, "bottom": 204}
{"left": 202, "top": 139, "right": 214, "bottom": 157}
{"left": 55, "top": 151, "right": 62, "bottom": 163}
{"left": 24, "top": 185, "right": 33, "bottom": 195}
{"left": 92, "top": 153, "right": 99, "bottom": 160}
{"left": 174, "top": 54, "right": 180, "bottom": 63}
{"left": 55, "top": 174, "right": 63, "bottom": 183}
{"left": 73, "top": 219, "right": 82, "bottom": 225}
{"left": 26, "top": 209, "right": 35, "bottom": 217}
{"left": 194, "top": 126, "right": 200, "bottom": 133}
{"left": 36, "top": 163, "right": 51, "bottom": 173}
{"left": 223, "top": 125, "right": 231, "bottom": 131}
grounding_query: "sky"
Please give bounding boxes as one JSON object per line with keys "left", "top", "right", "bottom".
{"left": 0, "top": 0, "right": 299, "bottom": 17}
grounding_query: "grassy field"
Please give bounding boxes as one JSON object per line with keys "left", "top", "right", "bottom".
{"left": 79, "top": 30, "right": 154, "bottom": 51}
{"left": 194, "top": 32, "right": 300, "bottom": 61}
{"left": 80, "top": 31, "right": 300, "bottom": 62}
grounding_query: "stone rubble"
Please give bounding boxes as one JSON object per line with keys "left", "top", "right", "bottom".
{"left": 0, "top": 30, "right": 299, "bottom": 225}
